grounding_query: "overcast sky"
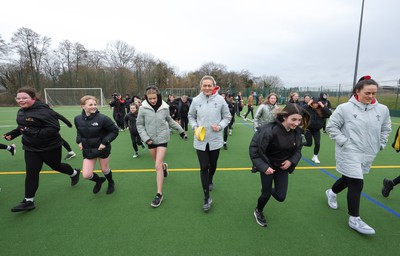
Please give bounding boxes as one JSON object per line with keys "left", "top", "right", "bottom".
{"left": 1, "top": 0, "right": 399, "bottom": 87}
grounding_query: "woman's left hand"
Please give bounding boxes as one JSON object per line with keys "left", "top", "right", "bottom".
{"left": 211, "top": 124, "right": 220, "bottom": 132}
{"left": 280, "top": 160, "right": 292, "bottom": 170}
{"left": 98, "top": 144, "right": 106, "bottom": 150}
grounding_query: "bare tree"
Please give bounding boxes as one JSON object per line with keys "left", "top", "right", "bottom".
{"left": 11, "top": 27, "right": 51, "bottom": 90}
{"left": 254, "top": 75, "right": 284, "bottom": 90}
{"left": 105, "top": 40, "right": 136, "bottom": 69}
{"left": 57, "top": 40, "right": 74, "bottom": 85}
{"left": 0, "top": 35, "right": 9, "bottom": 59}
{"left": 85, "top": 50, "right": 106, "bottom": 69}
{"left": 72, "top": 42, "right": 88, "bottom": 86}
{"left": 42, "top": 51, "right": 62, "bottom": 87}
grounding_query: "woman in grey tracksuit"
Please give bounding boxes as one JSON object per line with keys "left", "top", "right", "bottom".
{"left": 325, "top": 76, "right": 391, "bottom": 235}
{"left": 188, "top": 75, "right": 231, "bottom": 211}
{"left": 253, "top": 93, "right": 279, "bottom": 131}
{"left": 137, "top": 85, "right": 186, "bottom": 208}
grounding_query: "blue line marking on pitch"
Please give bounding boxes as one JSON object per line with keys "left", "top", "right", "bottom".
{"left": 302, "top": 157, "right": 400, "bottom": 218}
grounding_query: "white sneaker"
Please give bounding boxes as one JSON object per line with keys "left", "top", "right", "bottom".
{"left": 349, "top": 216, "right": 375, "bottom": 235}
{"left": 64, "top": 151, "right": 77, "bottom": 160}
{"left": 133, "top": 152, "right": 139, "bottom": 158}
{"left": 229, "top": 129, "right": 232, "bottom": 136}
{"left": 312, "top": 155, "right": 320, "bottom": 164}
{"left": 325, "top": 189, "right": 338, "bottom": 209}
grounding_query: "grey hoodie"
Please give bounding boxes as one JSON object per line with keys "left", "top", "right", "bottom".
{"left": 188, "top": 92, "right": 231, "bottom": 151}
{"left": 326, "top": 95, "right": 391, "bottom": 179}
{"left": 137, "top": 99, "right": 184, "bottom": 145}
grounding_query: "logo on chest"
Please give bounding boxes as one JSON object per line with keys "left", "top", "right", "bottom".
{"left": 91, "top": 122, "right": 99, "bottom": 126}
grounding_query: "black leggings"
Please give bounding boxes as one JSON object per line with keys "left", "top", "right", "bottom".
{"left": 130, "top": 133, "right": 143, "bottom": 152}
{"left": 244, "top": 105, "right": 254, "bottom": 119}
{"left": 24, "top": 146, "right": 74, "bottom": 198}
{"left": 196, "top": 144, "right": 220, "bottom": 198}
{"left": 223, "top": 126, "right": 228, "bottom": 142}
{"left": 0, "top": 143, "right": 7, "bottom": 150}
{"left": 393, "top": 175, "right": 400, "bottom": 185}
{"left": 331, "top": 175, "right": 364, "bottom": 217}
{"left": 180, "top": 117, "right": 188, "bottom": 131}
{"left": 257, "top": 170, "right": 289, "bottom": 212}
{"left": 62, "top": 138, "right": 72, "bottom": 152}
{"left": 303, "top": 129, "right": 321, "bottom": 155}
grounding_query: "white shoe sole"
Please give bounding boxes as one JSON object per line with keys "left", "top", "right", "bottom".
{"left": 151, "top": 197, "right": 163, "bottom": 208}
{"left": 253, "top": 210, "right": 267, "bottom": 227}
{"left": 349, "top": 223, "right": 376, "bottom": 235}
{"left": 203, "top": 198, "right": 212, "bottom": 211}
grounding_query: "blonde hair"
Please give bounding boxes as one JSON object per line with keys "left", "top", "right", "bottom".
{"left": 80, "top": 95, "right": 98, "bottom": 105}
{"left": 200, "top": 75, "right": 216, "bottom": 87}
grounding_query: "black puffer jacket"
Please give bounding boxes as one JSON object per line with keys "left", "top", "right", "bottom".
{"left": 74, "top": 110, "right": 119, "bottom": 159}
{"left": 5, "top": 101, "right": 62, "bottom": 152}
{"left": 249, "top": 121, "right": 303, "bottom": 174}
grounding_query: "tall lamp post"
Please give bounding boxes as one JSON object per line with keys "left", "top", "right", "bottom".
{"left": 353, "top": 0, "right": 365, "bottom": 86}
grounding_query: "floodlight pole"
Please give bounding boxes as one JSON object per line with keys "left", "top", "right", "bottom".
{"left": 353, "top": 0, "right": 365, "bottom": 86}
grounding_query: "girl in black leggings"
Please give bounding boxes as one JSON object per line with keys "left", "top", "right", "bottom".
{"left": 302, "top": 97, "right": 332, "bottom": 164}
{"left": 249, "top": 103, "right": 310, "bottom": 227}
{"left": 4, "top": 86, "right": 80, "bottom": 212}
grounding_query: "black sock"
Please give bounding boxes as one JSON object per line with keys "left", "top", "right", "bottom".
{"left": 90, "top": 173, "right": 100, "bottom": 182}
{"left": 104, "top": 169, "right": 114, "bottom": 183}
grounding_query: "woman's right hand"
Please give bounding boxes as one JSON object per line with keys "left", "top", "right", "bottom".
{"left": 264, "top": 167, "right": 276, "bottom": 175}
{"left": 78, "top": 143, "right": 83, "bottom": 150}
{"left": 3, "top": 134, "right": 12, "bottom": 141}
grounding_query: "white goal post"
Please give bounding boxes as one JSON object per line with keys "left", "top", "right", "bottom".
{"left": 44, "top": 88, "right": 106, "bottom": 107}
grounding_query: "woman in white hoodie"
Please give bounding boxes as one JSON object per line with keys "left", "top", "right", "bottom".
{"left": 325, "top": 76, "right": 391, "bottom": 235}
{"left": 137, "top": 85, "right": 186, "bottom": 208}
{"left": 188, "top": 76, "right": 231, "bottom": 212}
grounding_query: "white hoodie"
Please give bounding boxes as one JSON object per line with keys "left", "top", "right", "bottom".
{"left": 326, "top": 95, "right": 391, "bottom": 179}
{"left": 188, "top": 90, "right": 232, "bottom": 151}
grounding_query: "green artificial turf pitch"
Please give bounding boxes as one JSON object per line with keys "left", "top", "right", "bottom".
{"left": 0, "top": 106, "right": 399, "bottom": 256}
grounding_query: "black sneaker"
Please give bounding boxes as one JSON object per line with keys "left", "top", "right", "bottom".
{"left": 106, "top": 182, "right": 115, "bottom": 195}
{"left": 151, "top": 193, "right": 163, "bottom": 207}
{"left": 163, "top": 163, "right": 169, "bottom": 178}
{"left": 382, "top": 178, "right": 394, "bottom": 197}
{"left": 71, "top": 168, "right": 81, "bottom": 186}
{"left": 254, "top": 208, "right": 267, "bottom": 227}
{"left": 11, "top": 199, "right": 35, "bottom": 212}
{"left": 64, "top": 151, "right": 77, "bottom": 160}
{"left": 93, "top": 177, "right": 106, "bottom": 194}
{"left": 9, "top": 144, "right": 16, "bottom": 156}
{"left": 223, "top": 143, "right": 227, "bottom": 150}
{"left": 203, "top": 197, "right": 212, "bottom": 212}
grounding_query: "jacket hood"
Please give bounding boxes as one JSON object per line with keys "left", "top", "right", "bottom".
{"left": 349, "top": 95, "right": 378, "bottom": 110}
{"left": 141, "top": 98, "right": 169, "bottom": 111}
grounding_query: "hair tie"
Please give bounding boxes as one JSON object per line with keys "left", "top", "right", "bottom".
{"left": 358, "top": 75, "right": 371, "bottom": 82}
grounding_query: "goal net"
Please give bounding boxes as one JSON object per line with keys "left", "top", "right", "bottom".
{"left": 44, "top": 88, "right": 106, "bottom": 107}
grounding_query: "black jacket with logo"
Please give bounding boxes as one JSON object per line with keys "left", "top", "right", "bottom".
{"left": 5, "top": 101, "right": 62, "bottom": 152}
{"left": 74, "top": 110, "right": 119, "bottom": 159}
{"left": 249, "top": 121, "right": 303, "bottom": 174}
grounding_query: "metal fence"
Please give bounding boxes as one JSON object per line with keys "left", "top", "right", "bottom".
{"left": 243, "top": 79, "right": 400, "bottom": 111}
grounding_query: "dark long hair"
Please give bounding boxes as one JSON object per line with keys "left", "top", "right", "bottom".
{"left": 352, "top": 75, "right": 379, "bottom": 96}
{"left": 276, "top": 103, "right": 310, "bottom": 131}
{"left": 16, "top": 86, "right": 38, "bottom": 100}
